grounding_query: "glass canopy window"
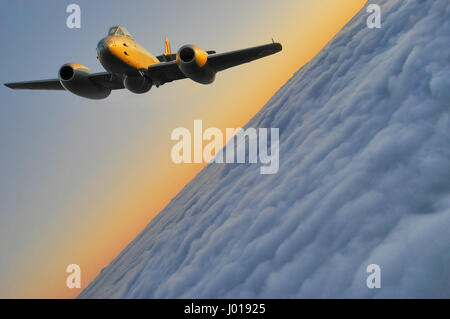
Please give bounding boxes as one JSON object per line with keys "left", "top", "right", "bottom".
{"left": 107, "top": 26, "right": 132, "bottom": 37}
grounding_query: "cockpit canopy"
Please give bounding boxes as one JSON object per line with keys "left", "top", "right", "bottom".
{"left": 108, "top": 26, "right": 132, "bottom": 37}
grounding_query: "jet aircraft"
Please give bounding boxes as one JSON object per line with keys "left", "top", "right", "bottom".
{"left": 4, "top": 26, "right": 282, "bottom": 99}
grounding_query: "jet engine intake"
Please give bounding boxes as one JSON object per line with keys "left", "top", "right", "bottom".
{"left": 176, "top": 45, "right": 215, "bottom": 84}
{"left": 58, "top": 63, "right": 111, "bottom": 99}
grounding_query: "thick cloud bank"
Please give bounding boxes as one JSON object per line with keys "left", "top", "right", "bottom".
{"left": 80, "top": 0, "right": 450, "bottom": 298}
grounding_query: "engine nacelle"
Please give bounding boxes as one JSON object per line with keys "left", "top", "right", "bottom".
{"left": 123, "top": 75, "right": 152, "bottom": 94}
{"left": 176, "top": 45, "right": 216, "bottom": 84}
{"left": 58, "top": 63, "right": 111, "bottom": 99}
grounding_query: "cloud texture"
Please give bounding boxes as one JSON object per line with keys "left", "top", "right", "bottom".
{"left": 80, "top": 0, "right": 450, "bottom": 298}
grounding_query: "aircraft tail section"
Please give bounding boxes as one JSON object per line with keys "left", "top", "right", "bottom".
{"left": 156, "top": 38, "right": 176, "bottom": 62}
{"left": 156, "top": 38, "right": 216, "bottom": 63}
{"left": 164, "top": 37, "right": 171, "bottom": 56}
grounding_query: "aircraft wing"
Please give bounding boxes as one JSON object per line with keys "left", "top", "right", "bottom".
{"left": 5, "top": 72, "right": 125, "bottom": 91}
{"left": 208, "top": 42, "right": 282, "bottom": 72}
{"left": 146, "top": 60, "right": 187, "bottom": 86}
{"left": 147, "top": 42, "right": 281, "bottom": 86}
{"left": 88, "top": 72, "right": 124, "bottom": 90}
{"left": 4, "top": 79, "right": 64, "bottom": 90}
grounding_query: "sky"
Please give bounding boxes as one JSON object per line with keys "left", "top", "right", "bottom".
{"left": 0, "top": 0, "right": 366, "bottom": 298}
{"left": 80, "top": 0, "right": 450, "bottom": 298}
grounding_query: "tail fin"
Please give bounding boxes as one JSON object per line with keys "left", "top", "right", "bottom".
{"left": 164, "top": 37, "right": 171, "bottom": 56}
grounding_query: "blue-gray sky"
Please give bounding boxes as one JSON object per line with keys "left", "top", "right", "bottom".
{"left": 0, "top": 0, "right": 365, "bottom": 297}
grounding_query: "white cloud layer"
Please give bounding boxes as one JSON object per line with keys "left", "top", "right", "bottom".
{"left": 80, "top": 0, "right": 450, "bottom": 298}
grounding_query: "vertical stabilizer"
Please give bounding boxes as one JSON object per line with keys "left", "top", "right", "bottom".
{"left": 164, "top": 37, "right": 171, "bottom": 56}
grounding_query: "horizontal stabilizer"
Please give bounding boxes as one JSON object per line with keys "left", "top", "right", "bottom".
{"left": 156, "top": 50, "right": 216, "bottom": 63}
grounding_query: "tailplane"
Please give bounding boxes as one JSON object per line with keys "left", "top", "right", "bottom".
{"left": 156, "top": 37, "right": 215, "bottom": 63}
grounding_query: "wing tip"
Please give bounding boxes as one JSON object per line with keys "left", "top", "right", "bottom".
{"left": 4, "top": 83, "right": 14, "bottom": 89}
{"left": 274, "top": 42, "right": 282, "bottom": 52}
